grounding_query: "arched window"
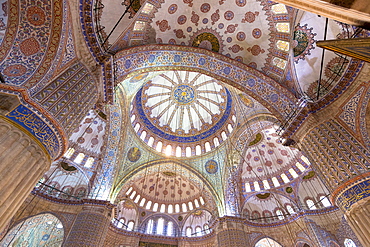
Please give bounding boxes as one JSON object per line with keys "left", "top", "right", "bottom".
{"left": 140, "top": 131, "right": 147, "bottom": 141}
{"left": 271, "top": 4, "right": 287, "bottom": 14}
{"left": 175, "top": 204, "right": 180, "bottom": 213}
{"left": 344, "top": 238, "right": 357, "bottom": 247}
{"left": 186, "top": 147, "right": 192, "bottom": 157}
{"left": 64, "top": 148, "right": 75, "bottom": 159}
{"left": 275, "top": 209, "right": 284, "bottom": 220}
{"left": 281, "top": 173, "right": 290, "bottom": 183}
{"left": 272, "top": 177, "right": 280, "bottom": 187}
{"left": 134, "top": 123, "right": 140, "bottom": 132}
{"left": 199, "top": 197, "right": 205, "bottom": 205}
{"left": 262, "top": 180, "right": 270, "bottom": 189}
{"left": 146, "top": 200, "right": 152, "bottom": 210}
{"left": 129, "top": 191, "right": 136, "bottom": 199}
{"left": 227, "top": 124, "right": 233, "bottom": 133}
{"left": 255, "top": 238, "right": 282, "bottom": 247}
{"left": 301, "top": 155, "right": 311, "bottom": 165}
{"left": 205, "top": 142, "right": 211, "bottom": 152}
{"left": 167, "top": 221, "right": 174, "bottom": 236}
{"left": 288, "top": 168, "right": 298, "bottom": 178}
{"left": 117, "top": 218, "right": 125, "bottom": 228}
{"left": 196, "top": 145, "right": 201, "bottom": 155}
{"left": 146, "top": 219, "right": 154, "bottom": 234}
{"left": 165, "top": 145, "right": 172, "bottom": 156}
{"left": 188, "top": 201, "right": 194, "bottom": 211}
{"left": 127, "top": 221, "right": 134, "bottom": 231}
{"left": 204, "top": 224, "right": 210, "bottom": 234}
{"left": 130, "top": 114, "right": 136, "bottom": 122}
{"left": 182, "top": 203, "right": 187, "bottom": 212}
{"left": 74, "top": 153, "right": 85, "bottom": 164}
{"left": 139, "top": 198, "right": 146, "bottom": 207}
{"left": 221, "top": 131, "right": 227, "bottom": 141}
{"left": 84, "top": 157, "right": 94, "bottom": 168}
{"left": 168, "top": 204, "right": 173, "bottom": 214}
{"left": 176, "top": 146, "right": 182, "bottom": 157}
{"left": 148, "top": 137, "right": 154, "bottom": 147}
{"left": 134, "top": 194, "right": 141, "bottom": 203}
{"left": 245, "top": 182, "right": 251, "bottom": 192}
{"left": 195, "top": 226, "right": 202, "bottom": 236}
{"left": 153, "top": 203, "right": 159, "bottom": 212}
{"left": 186, "top": 227, "right": 192, "bottom": 237}
{"left": 306, "top": 199, "right": 317, "bottom": 210}
{"left": 160, "top": 204, "right": 166, "bottom": 213}
{"left": 157, "top": 218, "right": 164, "bottom": 235}
{"left": 254, "top": 181, "right": 260, "bottom": 191}
{"left": 296, "top": 162, "right": 306, "bottom": 172}
{"left": 126, "top": 187, "right": 133, "bottom": 195}
{"left": 320, "top": 196, "right": 331, "bottom": 207}
{"left": 286, "top": 205, "right": 295, "bottom": 215}
{"left": 194, "top": 199, "right": 200, "bottom": 208}
{"left": 156, "top": 141, "right": 163, "bottom": 152}
{"left": 213, "top": 137, "right": 220, "bottom": 147}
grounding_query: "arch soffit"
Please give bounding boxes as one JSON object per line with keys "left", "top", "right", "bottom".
{"left": 254, "top": 236, "right": 284, "bottom": 247}
{"left": 111, "top": 159, "right": 222, "bottom": 211}
{"left": 114, "top": 45, "right": 297, "bottom": 121}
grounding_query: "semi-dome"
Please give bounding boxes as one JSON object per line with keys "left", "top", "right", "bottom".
{"left": 240, "top": 126, "right": 311, "bottom": 192}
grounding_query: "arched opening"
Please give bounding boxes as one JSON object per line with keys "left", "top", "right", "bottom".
{"left": 1, "top": 213, "right": 64, "bottom": 246}
{"left": 255, "top": 238, "right": 282, "bottom": 247}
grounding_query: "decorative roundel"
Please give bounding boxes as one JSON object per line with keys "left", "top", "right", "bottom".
{"left": 224, "top": 11, "right": 234, "bottom": 21}
{"left": 252, "top": 28, "right": 262, "bottom": 39}
{"left": 173, "top": 85, "right": 195, "bottom": 104}
{"left": 177, "top": 15, "right": 187, "bottom": 25}
{"left": 293, "top": 24, "right": 316, "bottom": 62}
{"left": 3, "top": 64, "right": 27, "bottom": 77}
{"left": 168, "top": 4, "right": 178, "bottom": 14}
{"left": 200, "top": 3, "right": 211, "bottom": 13}
{"left": 205, "top": 160, "right": 218, "bottom": 174}
{"left": 131, "top": 71, "right": 235, "bottom": 156}
{"left": 127, "top": 147, "right": 141, "bottom": 162}
{"left": 190, "top": 28, "right": 224, "bottom": 53}
{"left": 236, "top": 32, "right": 246, "bottom": 41}
{"left": 26, "top": 6, "right": 46, "bottom": 26}
{"left": 235, "top": 0, "right": 246, "bottom": 7}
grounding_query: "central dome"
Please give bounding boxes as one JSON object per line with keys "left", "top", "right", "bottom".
{"left": 131, "top": 71, "right": 236, "bottom": 157}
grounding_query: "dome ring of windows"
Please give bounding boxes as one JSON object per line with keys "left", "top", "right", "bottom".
{"left": 130, "top": 71, "right": 236, "bottom": 157}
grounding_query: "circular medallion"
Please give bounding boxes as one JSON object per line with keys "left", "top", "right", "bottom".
{"left": 200, "top": 3, "right": 211, "bottom": 13}
{"left": 26, "top": 6, "right": 46, "bottom": 26}
{"left": 3, "top": 64, "right": 27, "bottom": 77}
{"left": 173, "top": 85, "right": 195, "bottom": 104}
{"left": 177, "top": 15, "right": 187, "bottom": 25}
{"left": 236, "top": 31, "right": 246, "bottom": 41}
{"left": 127, "top": 147, "right": 141, "bottom": 162}
{"left": 252, "top": 28, "right": 262, "bottom": 39}
{"left": 224, "top": 11, "right": 234, "bottom": 20}
{"left": 205, "top": 160, "right": 218, "bottom": 174}
{"left": 168, "top": 4, "right": 178, "bottom": 14}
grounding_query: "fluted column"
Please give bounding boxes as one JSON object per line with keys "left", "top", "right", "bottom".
{"left": 0, "top": 118, "right": 51, "bottom": 233}
{"left": 299, "top": 118, "right": 370, "bottom": 246}
{"left": 64, "top": 200, "right": 113, "bottom": 247}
